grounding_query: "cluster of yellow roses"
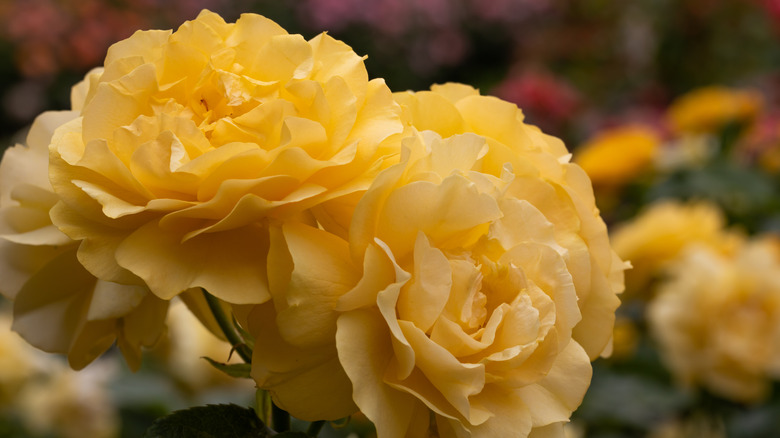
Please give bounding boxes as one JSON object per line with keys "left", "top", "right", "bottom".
{"left": 612, "top": 201, "right": 780, "bottom": 403}
{"left": 0, "top": 10, "right": 627, "bottom": 437}
{"left": 576, "top": 86, "right": 765, "bottom": 192}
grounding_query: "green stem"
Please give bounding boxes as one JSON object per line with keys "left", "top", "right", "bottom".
{"left": 202, "top": 288, "right": 252, "bottom": 363}
{"left": 272, "top": 403, "right": 290, "bottom": 433}
{"left": 307, "top": 420, "right": 325, "bottom": 437}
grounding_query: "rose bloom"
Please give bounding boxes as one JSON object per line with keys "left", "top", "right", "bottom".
{"left": 0, "top": 312, "right": 48, "bottom": 407}
{"left": 248, "top": 84, "right": 626, "bottom": 437}
{"left": 666, "top": 86, "right": 763, "bottom": 135}
{"left": 611, "top": 200, "right": 743, "bottom": 295}
{"left": 17, "top": 359, "right": 119, "bottom": 438}
{"left": 48, "top": 10, "right": 404, "bottom": 304}
{"left": 574, "top": 125, "right": 660, "bottom": 188}
{"left": 0, "top": 106, "right": 167, "bottom": 370}
{"left": 648, "top": 237, "right": 780, "bottom": 403}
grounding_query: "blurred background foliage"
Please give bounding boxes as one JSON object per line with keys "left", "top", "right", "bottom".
{"left": 3, "top": 1, "right": 780, "bottom": 437}
{"left": 2, "top": 0, "right": 780, "bottom": 146}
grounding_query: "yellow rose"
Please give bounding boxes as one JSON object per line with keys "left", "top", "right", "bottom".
{"left": 17, "top": 359, "right": 119, "bottom": 438}
{"left": 394, "top": 83, "right": 626, "bottom": 360}
{"left": 574, "top": 125, "right": 660, "bottom": 188}
{"left": 250, "top": 96, "right": 626, "bottom": 436}
{"left": 0, "top": 109, "right": 168, "bottom": 370}
{"left": 48, "top": 10, "right": 404, "bottom": 304}
{"left": 611, "top": 200, "right": 743, "bottom": 294}
{"left": 648, "top": 237, "right": 780, "bottom": 403}
{"left": 666, "top": 86, "right": 763, "bottom": 135}
{"left": 0, "top": 312, "right": 48, "bottom": 407}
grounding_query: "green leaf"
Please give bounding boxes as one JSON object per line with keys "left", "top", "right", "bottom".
{"left": 143, "top": 404, "right": 270, "bottom": 438}
{"left": 233, "top": 317, "right": 256, "bottom": 350}
{"left": 275, "top": 433, "right": 309, "bottom": 438}
{"left": 202, "top": 357, "right": 252, "bottom": 379}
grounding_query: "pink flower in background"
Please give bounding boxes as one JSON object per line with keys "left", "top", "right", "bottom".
{"left": 492, "top": 70, "right": 582, "bottom": 131}
{"left": 467, "top": 0, "right": 554, "bottom": 25}
{"left": 0, "top": 0, "right": 231, "bottom": 78}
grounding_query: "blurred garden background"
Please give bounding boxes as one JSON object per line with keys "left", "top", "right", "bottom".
{"left": 3, "top": 0, "right": 780, "bottom": 437}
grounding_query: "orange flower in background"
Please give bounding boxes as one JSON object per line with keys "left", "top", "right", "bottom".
{"left": 666, "top": 86, "right": 763, "bottom": 135}
{"left": 574, "top": 125, "right": 661, "bottom": 188}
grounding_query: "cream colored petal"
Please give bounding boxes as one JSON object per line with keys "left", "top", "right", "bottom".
{"left": 309, "top": 33, "right": 367, "bottom": 99}
{"left": 515, "top": 341, "right": 592, "bottom": 426}
{"left": 430, "top": 83, "right": 480, "bottom": 104}
{"left": 86, "top": 281, "right": 148, "bottom": 321}
{"left": 246, "top": 34, "right": 313, "bottom": 81}
{"left": 114, "top": 221, "right": 270, "bottom": 303}
{"left": 0, "top": 240, "right": 66, "bottom": 299}
{"left": 571, "top": 260, "right": 622, "bottom": 360}
{"left": 229, "top": 13, "right": 287, "bottom": 59}
{"left": 349, "top": 159, "right": 407, "bottom": 257}
{"left": 336, "top": 308, "right": 423, "bottom": 438}
{"left": 491, "top": 198, "right": 558, "bottom": 252}
{"left": 398, "top": 320, "right": 485, "bottom": 421}
{"left": 336, "top": 240, "right": 410, "bottom": 312}
{"left": 67, "top": 318, "right": 117, "bottom": 370}
{"left": 11, "top": 248, "right": 94, "bottom": 353}
{"left": 461, "top": 385, "right": 533, "bottom": 438}
{"left": 0, "top": 110, "right": 75, "bottom": 202}
{"left": 393, "top": 90, "right": 466, "bottom": 138}
{"left": 274, "top": 221, "right": 358, "bottom": 348}
{"left": 376, "top": 174, "right": 501, "bottom": 258}
{"left": 50, "top": 202, "right": 141, "bottom": 285}
{"left": 499, "top": 243, "right": 580, "bottom": 342}
{"left": 82, "top": 63, "right": 158, "bottom": 143}
{"left": 249, "top": 303, "right": 357, "bottom": 421}
{"left": 397, "top": 233, "right": 451, "bottom": 333}
{"left": 409, "top": 132, "right": 487, "bottom": 180}
{"left": 27, "top": 110, "right": 79, "bottom": 151}
{"left": 430, "top": 316, "right": 490, "bottom": 357}
{"left": 528, "top": 422, "right": 566, "bottom": 438}
{"left": 103, "top": 29, "right": 170, "bottom": 67}
{"left": 70, "top": 68, "right": 103, "bottom": 111}
{"left": 347, "top": 79, "right": 404, "bottom": 147}
{"left": 1, "top": 184, "right": 69, "bottom": 246}
{"left": 117, "top": 293, "right": 168, "bottom": 371}
{"left": 456, "top": 95, "right": 525, "bottom": 146}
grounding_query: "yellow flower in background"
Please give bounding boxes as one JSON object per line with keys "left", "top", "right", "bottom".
{"left": 648, "top": 237, "right": 780, "bottom": 403}
{"left": 0, "top": 312, "right": 48, "bottom": 407}
{"left": 0, "top": 109, "right": 168, "bottom": 371}
{"left": 250, "top": 90, "right": 626, "bottom": 436}
{"left": 666, "top": 86, "right": 763, "bottom": 135}
{"left": 48, "top": 10, "right": 405, "bottom": 305}
{"left": 574, "top": 125, "right": 660, "bottom": 187}
{"left": 1, "top": 309, "right": 118, "bottom": 438}
{"left": 17, "top": 359, "right": 119, "bottom": 438}
{"left": 611, "top": 200, "right": 744, "bottom": 294}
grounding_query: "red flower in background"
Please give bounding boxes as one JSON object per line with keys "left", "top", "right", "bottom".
{"left": 492, "top": 70, "right": 581, "bottom": 132}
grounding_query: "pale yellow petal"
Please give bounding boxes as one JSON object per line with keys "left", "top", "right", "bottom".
{"left": 250, "top": 303, "right": 357, "bottom": 421}
{"left": 114, "top": 222, "right": 270, "bottom": 303}
{"left": 336, "top": 308, "right": 423, "bottom": 438}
